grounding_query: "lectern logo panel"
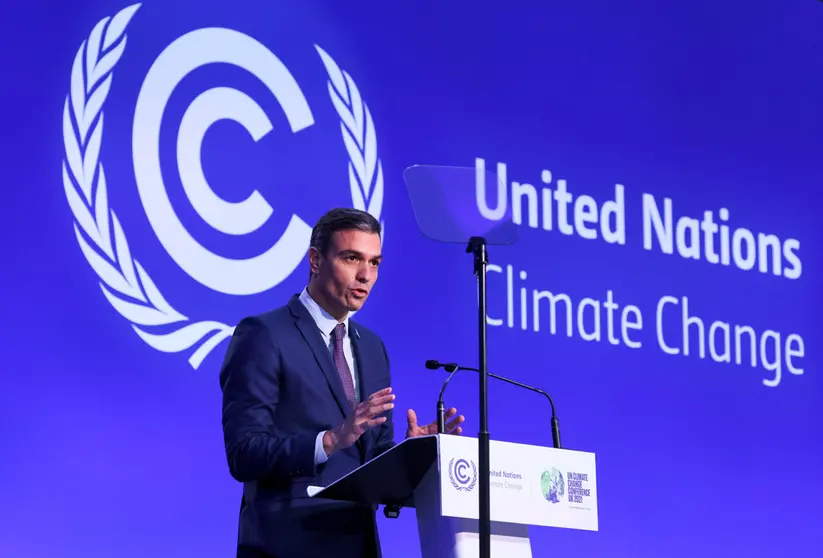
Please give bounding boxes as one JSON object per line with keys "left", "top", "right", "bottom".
{"left": 541, "top": 467, "right": 566, "bottom": 504}
{"left": 448, "top": 458, "right": 478, "bottom": 492}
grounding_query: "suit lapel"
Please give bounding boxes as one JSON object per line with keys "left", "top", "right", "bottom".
{"left": 288, "top": 296, "right": 349, "bottom": 417}
{"left": 349, "top": 323, "right": 373, "bottom": 403}
{"left": 349, "top": 322, "right": 373, "bottom": 460}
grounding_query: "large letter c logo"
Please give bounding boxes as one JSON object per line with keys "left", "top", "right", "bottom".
{"left": 133, "top": 27, "right": 313, "bottom": 295}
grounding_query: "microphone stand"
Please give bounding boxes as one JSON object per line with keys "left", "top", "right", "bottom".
{"left": 467, "top": 236, "right": 491, "bottom": 558}
{"left": 437, "top": 364, "right": 459, "bottom": 434}
{"left": 431, "top": 361, "right": 562, "bottom": 450}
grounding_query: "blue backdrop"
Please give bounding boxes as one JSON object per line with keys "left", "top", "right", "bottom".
{"left": 2, "top": 0, "right": 822, "bottom": 556}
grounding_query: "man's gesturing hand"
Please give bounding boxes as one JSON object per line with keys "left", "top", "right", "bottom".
{"left": 323, "top": 387, "right": 394, "bottom": 456}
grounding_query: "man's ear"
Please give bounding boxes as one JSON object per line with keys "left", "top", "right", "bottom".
{"left": 308, "top": 246, "right": 320, "bottom": 276}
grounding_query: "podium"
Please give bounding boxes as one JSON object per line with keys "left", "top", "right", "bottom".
{"left": 308, "top": 434, "right": 598, "bottom": 557}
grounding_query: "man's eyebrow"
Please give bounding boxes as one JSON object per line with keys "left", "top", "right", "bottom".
{"left": 338, "top": 249, "right": 382, "bottom": 261}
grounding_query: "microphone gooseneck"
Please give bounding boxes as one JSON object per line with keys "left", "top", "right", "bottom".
{"left": 424, "top": 360, "right": 562, "bottom": 449}
{"left": 428, "top": 360, "right": 461, "bottom": 433}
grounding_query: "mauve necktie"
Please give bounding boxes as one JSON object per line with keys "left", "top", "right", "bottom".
{"left": 333, "top": 323, "right": 357, "bottom": 409}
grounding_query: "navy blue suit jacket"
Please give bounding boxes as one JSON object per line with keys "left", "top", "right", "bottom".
{"left": 219, "top": 294, "right": 395, "bottom": 558}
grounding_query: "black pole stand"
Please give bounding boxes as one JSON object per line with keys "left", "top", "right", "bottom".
{"left": 467, "top": 236, "right": 491, "bottom": 558}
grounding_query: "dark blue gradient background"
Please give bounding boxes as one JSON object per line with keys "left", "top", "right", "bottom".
{"left": 1, "top": 1, "right": 821, "bottom": 557}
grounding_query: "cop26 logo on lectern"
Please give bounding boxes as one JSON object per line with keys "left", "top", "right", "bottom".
{"left": 541, "top": 467, "right": 566, "bottom": 504}
{"left": 448, "top": 458, "right": 478, "bottom": 492}
{"left": 60, "top": 3, "right": 385, "bottom": 368}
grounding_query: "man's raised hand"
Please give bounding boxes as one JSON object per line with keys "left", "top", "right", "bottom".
{"left": 323, "top": 387, "right": 394, "bottom": 455}
{"left": 406, "top": 407, "right": 464, "bottom": 438}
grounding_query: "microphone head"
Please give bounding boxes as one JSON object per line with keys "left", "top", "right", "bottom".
{"left": 425, "top": 360, "right": 441, "bottom": 370}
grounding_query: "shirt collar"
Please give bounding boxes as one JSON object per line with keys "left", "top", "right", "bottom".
{"left": 299, "top": 287, "right": 349, "bottom": 338}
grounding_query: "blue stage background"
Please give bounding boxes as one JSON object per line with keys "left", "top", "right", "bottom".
{"left": 1, "top": 1, "right": 822, "bottom": 556}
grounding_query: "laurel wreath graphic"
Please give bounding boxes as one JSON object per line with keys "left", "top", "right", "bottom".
{"left": 62, "top": 3, "right": 385, "bottom": 369}
{"left": 315, "top": 45, "right": 385, "bottom": 230}
{"left": 448, "top": 458, "right": 478, "bottom": 492}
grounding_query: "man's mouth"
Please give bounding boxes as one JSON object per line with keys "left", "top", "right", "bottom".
{"left": 352, "top": 288, "right": 368, "bottom": 298}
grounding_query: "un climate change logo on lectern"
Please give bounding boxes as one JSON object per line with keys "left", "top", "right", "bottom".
{"left": 60, "top": 3, "right": 385, "bottom": 368}
{"left": 448, "top": 458, "right": 478, "bottom": 492}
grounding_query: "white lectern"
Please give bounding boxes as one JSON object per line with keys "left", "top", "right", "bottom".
{"left": 309, "top": 434, "right": 598, "bottom": 557}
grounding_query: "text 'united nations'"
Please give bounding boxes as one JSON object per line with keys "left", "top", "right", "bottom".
{"left": 474, "top": 158, "right": 802, "bottom": 280}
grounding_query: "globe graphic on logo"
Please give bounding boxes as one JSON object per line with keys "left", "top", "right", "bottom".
{"left": 541, "top": 468, "right": 565, "bottom": 504}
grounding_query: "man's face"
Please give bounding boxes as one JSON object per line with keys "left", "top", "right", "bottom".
{"left": 310, "top": 229, "right": 382, "bottom": 319}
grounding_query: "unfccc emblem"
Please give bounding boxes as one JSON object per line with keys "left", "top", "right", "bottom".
{"left": 60, "top": 3, "right": 385, "bottom": 368}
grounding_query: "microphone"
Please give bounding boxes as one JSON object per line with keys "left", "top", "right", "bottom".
{"left": 425, "top": 359, "right": 562, "bottom": 449}
{"left": 425, "top": 359, "right": 460, "bottom": 434}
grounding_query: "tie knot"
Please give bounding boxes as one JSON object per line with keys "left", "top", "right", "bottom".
{"left": 333, "top": 322, "right": 346, "bottom": 341}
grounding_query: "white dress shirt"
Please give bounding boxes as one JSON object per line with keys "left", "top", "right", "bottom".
{"left": 298, "top": 287, "right": 359, "bottom": 465}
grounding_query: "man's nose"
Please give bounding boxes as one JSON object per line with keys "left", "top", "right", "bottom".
{"left": 356, "top": 264, "right": 374, "bottom": 282}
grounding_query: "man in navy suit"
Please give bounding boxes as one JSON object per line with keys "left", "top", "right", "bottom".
{"left": 219, "top": 208, "right": 464, "bottom": 558}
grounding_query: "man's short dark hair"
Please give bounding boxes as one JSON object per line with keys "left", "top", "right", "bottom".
{"left": 310, "top": 208, "right": 381, "bottom": 256}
